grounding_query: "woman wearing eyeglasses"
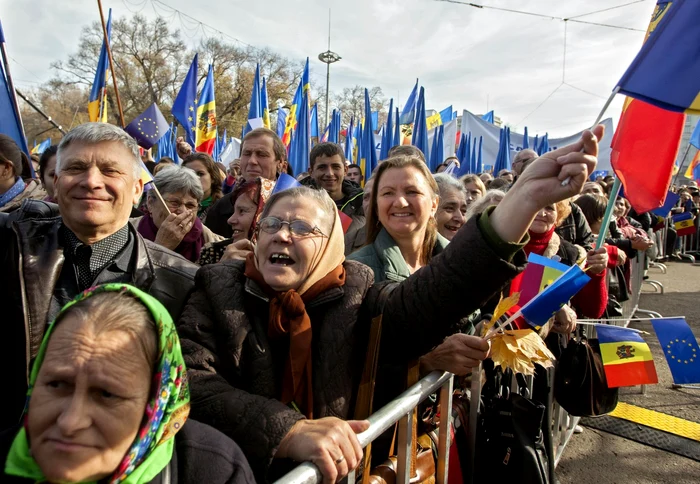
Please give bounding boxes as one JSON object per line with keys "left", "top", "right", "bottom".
{"left": 132, "top": 166, "right": 224, "bottom": 263}
{"left": 176, "top": 125, "right": 604, "bottom": 484}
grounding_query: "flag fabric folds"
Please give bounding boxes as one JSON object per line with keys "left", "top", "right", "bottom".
{"left": 412, "top": 87, "right": 429, "bottom": 165}
{"left": 672, "top": 212, "right": 695, "bottom": 236}
{"left": 172, "top": 54, "right": 198, "bottom": 147}
{"left": 244, "top": 64, "right": 262, "bottom": 136}
{"left": 124, "top": 103, "right": 169, "bottom": 150}
{"left": 276, "top": 109, "right": 287, "bottom": 139}
{"left": 439, "top": 106, "right": 454, "bottom": 125}
{"left": 651, "top": 317, "right": 700, "bottom": 384}
{"left": 476, "top": 136, "right": 483, "bottom": 173}
{"left": 651, "top": 191, "right": 680, "bottom": 216}
{"left": 380, "top": 99, "right": 394, "bottom": 160}
{"left": 282, "top": 58, "right": 310, "bottom": 146}
{"left": 399, "top": 79, "right": 418, "bottom": 125}
{"left": 140, "top": 160, "right": 154, "bottom": 187}
{"left": 519, "top": 264, "right": 591, "bottom": 330}
{"left": 510, "top": 253, "right": 568, "bottom": 311}
{"left": 615, "top": 0, "right": 700, "bottom": 115}
{"left": 359, "top": 88, "right": 378, "bottom": 184}
{"left": 30, "top": 138, "right": 51, "bottom": 155}
{"left": 597, "top": 325, "right": 658, "bottom": 388}
{"left": 195, "top": 65, "right": 217, "bottom": 155}
{"left": 261, "top": 76, "right": 270, "bottom": 129}
{"left": 481, "top": 111, "right": 494, "bottom": 124}
{"left": 522, "top": 127, "right": 529, "bottom": 150}
{"left": 610, "top": 0, "right": 686, "bottom": 213}
{"left": 310, "top": 103, "right": 319, "bottom": 138}
{"left": 685, "top": 150, "right": 700, "bottom": 181}
{"left": 426, "top": 111, "right": 442, "bottom": 131}
{"left": 272, "top": 172, "right": 302, "bottom": 194}
{"left": 288, "top": 89, "right": 310, "bottom": 177}
{"left": 393, "top": 107, "right": 400, "bottom": 148}
{"left": 88, "top": 8, "right": 112, "bottom": 123}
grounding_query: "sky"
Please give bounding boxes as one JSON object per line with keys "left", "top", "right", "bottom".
{"left": 3, "top": 0, "right": 657, "bottom": 137}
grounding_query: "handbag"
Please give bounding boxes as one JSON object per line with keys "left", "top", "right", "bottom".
{"left": 554, "top": 336, "right": 618, "bottom": 417}
{"left": 474, "top": 368, "right": 550, "bottom": 484}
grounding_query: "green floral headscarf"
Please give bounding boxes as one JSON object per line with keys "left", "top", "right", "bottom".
{"left": 4, "top": 283, "right": 190, "bottom": 484}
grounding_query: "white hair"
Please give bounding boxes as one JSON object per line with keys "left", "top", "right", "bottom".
{"left": 434, "top": 173, "right": 466, "bottom": 199}
{"left": 147, "top": 165, "right": 204, "bottom": 202}
{"left": 56, "top": 122, "right": 141, "bottom": 178}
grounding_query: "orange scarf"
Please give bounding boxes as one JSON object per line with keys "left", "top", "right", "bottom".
{"left": 245, "top": 253, "right": 346, "bottom": 418}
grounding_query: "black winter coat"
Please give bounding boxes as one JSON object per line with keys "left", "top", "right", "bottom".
{"left": 177, "top": 215, "right": 525, "bottom": 481}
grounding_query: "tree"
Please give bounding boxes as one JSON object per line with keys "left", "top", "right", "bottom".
{"left": 333, "top": 85, "right": 386, "bottom": 130}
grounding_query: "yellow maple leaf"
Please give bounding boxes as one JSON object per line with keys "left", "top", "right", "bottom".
{"left": 489, "top": 329, "right": 555, "bottom": 376}
{"left": 483, "top": 292, "right": 521, "bottom": 335}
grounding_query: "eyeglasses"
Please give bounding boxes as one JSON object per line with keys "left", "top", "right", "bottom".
{"left": 164, "top": 198, "right": 199, "bottom": 212}
{"left": 257, "top": 217, "right": 327, "bottom": 238}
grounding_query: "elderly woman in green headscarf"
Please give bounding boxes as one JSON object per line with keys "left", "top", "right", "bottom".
{"left": 0, "top": 283, "right": 255, "bottom": 484}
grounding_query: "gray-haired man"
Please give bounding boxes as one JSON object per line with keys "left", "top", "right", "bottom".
{"left": 0, "top": 123, "right": 198, "bottom": 431}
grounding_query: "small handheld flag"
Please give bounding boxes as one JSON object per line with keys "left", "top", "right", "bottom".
{"left": 597, "top": 325, "right": 658, "bottom": 388}
{"left": 672, "top": 212, "right": 695, "bottom": 236}
{"left": 651, "top": 317, "right": 700, "bottom": 384}
{"left": 510, "top": 253, "right": 569, "bottom": 312}
{"left": 125, "top": 103, "right": 169, "bottom": 150}
{"left": 519, "top": 263, "right": 591, "bottom": 329}
{"left": 272, "top": 172, "right": 301, "bottom": 195}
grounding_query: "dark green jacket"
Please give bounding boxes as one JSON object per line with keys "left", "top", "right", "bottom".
{"left": 348, "top": 227, "right": 450, "bottom": 283}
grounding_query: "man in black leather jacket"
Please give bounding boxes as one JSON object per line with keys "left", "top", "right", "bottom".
{"left": 0, "top": 123, "right": 198, "bottom": 432}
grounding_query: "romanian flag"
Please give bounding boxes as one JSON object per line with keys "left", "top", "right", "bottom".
{"left": 88, "top": 8, "right": 112, "bottom": 123}
{"left": 651, "top": 318, "right": 700, "bottom": 385}
{"left": 195, "top": 65, "right": 217, "bottom": 155}
{"left": 611, "top": 0, "right": 693, "bottom": 213}
{"left": 672, "top": 212, "right": 695, "bottom": 236}
{"left": 281, "top": 58, "right": 310, "bottom": 146}
{"left": 597, "top": 325, "right": 658, "bottom": 388}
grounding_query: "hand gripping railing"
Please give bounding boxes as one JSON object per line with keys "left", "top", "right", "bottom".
{"left": 274, "top": 371, "right": 454, "bottom": 484}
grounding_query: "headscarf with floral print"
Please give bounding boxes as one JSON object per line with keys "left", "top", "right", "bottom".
{"left": 4, "top": 283, "right": 190, "bottom": 484}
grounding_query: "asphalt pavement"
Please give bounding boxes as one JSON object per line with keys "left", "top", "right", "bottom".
{"left": 557, "top": 260, "right": 700, "bottom": 484}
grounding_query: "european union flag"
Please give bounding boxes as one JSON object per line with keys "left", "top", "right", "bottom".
{"left": 615, "top": 0, "right": 700, "bottom": 114}
{"left": 172, "top": 54, "right": 198, "bottom": 147}
{"left": 651, "top": 318, "right": 700, "bottom": 384}
{"left": 520, "top": 264, "right": 591, "bottom": 329}
{"left": 125, "top": 103, "right": 169, "bottom": 149}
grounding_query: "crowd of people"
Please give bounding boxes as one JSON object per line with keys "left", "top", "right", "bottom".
{"left": 0, "top": 121, "right": 692, "bottom": 483}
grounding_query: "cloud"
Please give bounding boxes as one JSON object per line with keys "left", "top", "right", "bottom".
{"left": 1, "top": 0, "right": 655, "bottom": 136}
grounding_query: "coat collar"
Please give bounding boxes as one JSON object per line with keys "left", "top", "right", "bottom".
{"left": 372, "top": 227, "right": 450, "bottom": 282}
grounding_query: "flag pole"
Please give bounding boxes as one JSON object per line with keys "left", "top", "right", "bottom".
{"left": 97, "top": 0, "right": 125, "bottom": 127}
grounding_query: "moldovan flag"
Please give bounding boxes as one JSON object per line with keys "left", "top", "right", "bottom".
{"left": 672, "top": 212, "right": 695, "bottom": 236}
{"left": 195, "top": 64, "right": 217, "bottom": 155}
{"left": 651, "top": 318, "right": 700, "bottom": 384}
{"left": 610, "top": 0, "right": 695, "bottom": 213}
{"left": 509, "top": 253, "right": 569, "bottom": 312}
{"left": 597, "top": 325, "right": 658, "bottom": 388}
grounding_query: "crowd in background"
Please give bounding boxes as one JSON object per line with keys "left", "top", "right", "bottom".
{"left": 0, "top": 123, "right": 694, "bottom": 483}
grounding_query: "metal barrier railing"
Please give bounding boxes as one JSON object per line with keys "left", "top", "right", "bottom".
{"left": 274, "top": 371, "right": 454, "bottom": 484}
{"left": 276, "top": 252, "right": 651, "bottom": 484}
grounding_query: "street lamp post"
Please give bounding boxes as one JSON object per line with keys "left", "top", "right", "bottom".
{"left": 318, "top": 9, "right": 340, "bottom": 129}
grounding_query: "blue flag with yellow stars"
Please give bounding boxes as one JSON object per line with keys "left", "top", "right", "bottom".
{"left": 125, "top": 103, "right": 169, "bottom": 150}
{"left": 651, "top": 317, "right": 700, "bottom": 384}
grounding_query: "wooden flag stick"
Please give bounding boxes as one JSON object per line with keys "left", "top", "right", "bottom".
{"left": 97, "top": 0, "right": 125, "bottom": 127}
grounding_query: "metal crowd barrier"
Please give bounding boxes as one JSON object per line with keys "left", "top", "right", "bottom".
{"left": 276, "top": 253, "right": 651, "bottom": 484}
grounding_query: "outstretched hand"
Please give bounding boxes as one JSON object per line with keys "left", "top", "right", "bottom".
{"left": 490, "top": 125, "right": 604, "bottom": 244}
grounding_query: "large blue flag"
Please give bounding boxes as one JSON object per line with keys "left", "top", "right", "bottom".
{"left": 615, "top": 0, "right": 700, "bottom": 114}
{"left": 393, "top": 106, "right": 400, "bottom": 149}
{"left": 412, "top": 86, "right": 429, "bottom": 164}
{"left": 481, "top": 110, "right": 494, "bottom": 124}
{"left": 455, "top": 133, "right": 470, "bottom": 177}
{"left": 522, "top": 126, "right": 529, "bottom": 149}
{"left": 289, "top": 89, "right": 310, "bottom": 176}
{"left": 520, "top": 264, "right": 591, "bottom": 329}
{"left": 429, "top": 125, "right": 444, "bottom": 172}
{"left": 399, "top": 79, "right": 418, "bottom": 125}
{"left": 439, "top": 105, "right": 454, "bottom": 124}
{"left": 493, "top": 128, "right": 507, "bottom": 173}
{"left": 651, "top": 317, "right": 700, "bottom": 384}
{"left": 276, "top": 108, "right": 288, "bottom": 139}
{"left": 380, "top": 98, "right": 394, "bottom": 160}
{"left": 360, "top": 88, "right": 378, "bottom": 183}
{"left": 261, "top": 76, "right": 270, "bottom": 129}
{"left": 125, "top": 103, "right": 170, "bottom": 150}
{"left": 537, "top": 133, "right": 549, "bottom": 155}
{"left": 0, "top": 20, "right": 29, "bottom": 157}
{"left": 172, "top": 54, "right": 198, "bottom": 147}
{"left": 690, "top": 119, "right": 700, "bottom": 150}
{"left": 476, "top": 136, "right": 483, "bottom": 173}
